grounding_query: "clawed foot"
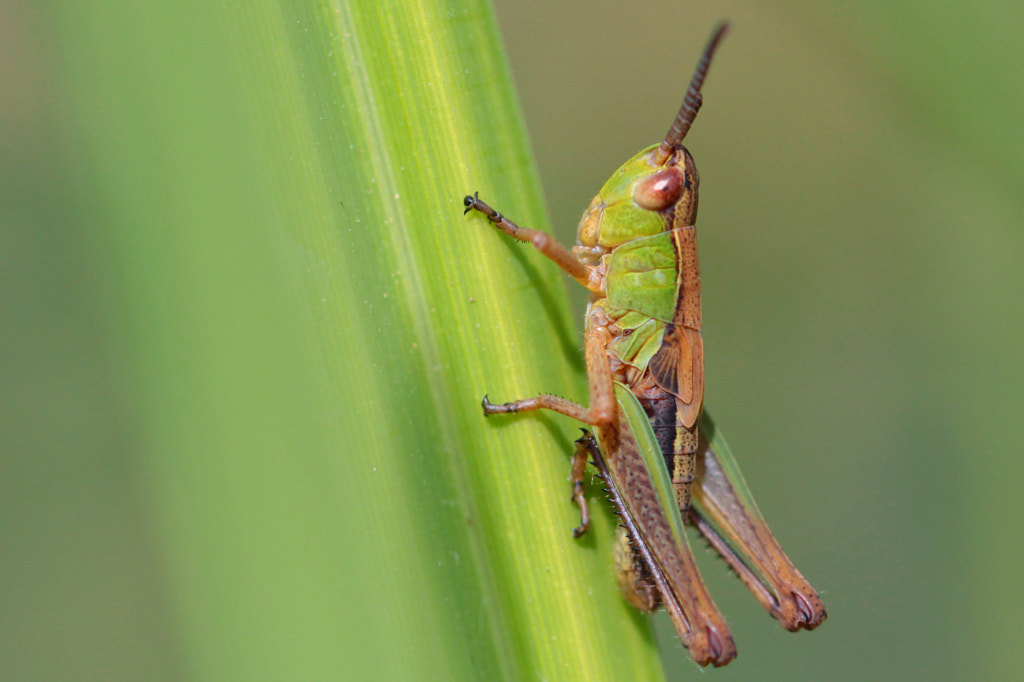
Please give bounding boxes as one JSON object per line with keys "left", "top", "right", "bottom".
{"left": 481, "top": 394, "right": 519, "bottom": 417}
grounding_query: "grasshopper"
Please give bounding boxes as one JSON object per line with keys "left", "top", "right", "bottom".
{"left": 464, "top": 22, "right": 825, "bottom": 666}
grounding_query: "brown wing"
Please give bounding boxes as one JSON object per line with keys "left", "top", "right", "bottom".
{"left": 649, "top": 324, "right": 690, "bottom": 401}
{"left": 649, "top": 325, "right": 704, "bottom": 428}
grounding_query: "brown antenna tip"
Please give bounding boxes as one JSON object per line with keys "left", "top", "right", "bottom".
{"left": 653, "top": 21, "right": 731, "bottom": 165}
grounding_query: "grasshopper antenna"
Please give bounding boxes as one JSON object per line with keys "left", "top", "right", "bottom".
{"left": 653, "top": 21, "right": 730, "bottom": 165}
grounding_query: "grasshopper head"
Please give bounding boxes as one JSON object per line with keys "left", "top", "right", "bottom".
{"left": 577, "top": 22, "right": 729, "bottom": 250}
{"left": 576, "top": 146, "right": 698, "bottom": 249}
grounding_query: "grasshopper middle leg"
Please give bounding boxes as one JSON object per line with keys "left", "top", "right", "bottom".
{"left": 482, "top": 318, "right": 616, "bottom": 427}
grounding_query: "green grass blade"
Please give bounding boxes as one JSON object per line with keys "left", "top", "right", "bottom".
{"left": 49, "top": 0, "right": 667, "bottom": 679}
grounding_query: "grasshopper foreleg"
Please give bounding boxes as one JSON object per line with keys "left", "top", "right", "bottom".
{"left": 463, "top": 193, "right": 602, "bottom": 292}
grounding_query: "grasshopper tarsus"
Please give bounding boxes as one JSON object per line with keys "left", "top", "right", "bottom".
{"left": 481, "top": 394, "right": 518, "bottom": 416}
{"left": 463, "top": 192, "right": 503, "bottom": 223}
{"left": 462, "top": 192, "right": 479, "bottom": 214}
{"left": 570, "top": 429, "right": 596, "bottom": 538}
{"left": 570, "top": 478, "right": 590, "bottom": 537}
{"left": 463, "top": 192, "right": 514, "bottom": 238}
{"left": 573, "top": 507, "right": 589, "bottom": 540}
{"left": 570, "top": 475, "right": 590, "bottom": 535}
{"left": 574, "top": 428, "right": 595, "bottom": 446}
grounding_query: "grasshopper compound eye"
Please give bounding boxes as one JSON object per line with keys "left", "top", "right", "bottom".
{"left": 633, "top": 167, "right": 685, "bottom": 211}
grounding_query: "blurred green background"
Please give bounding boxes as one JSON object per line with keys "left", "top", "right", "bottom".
{"left": 3, "top": 0, "right": 1023, "bottom": 680}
